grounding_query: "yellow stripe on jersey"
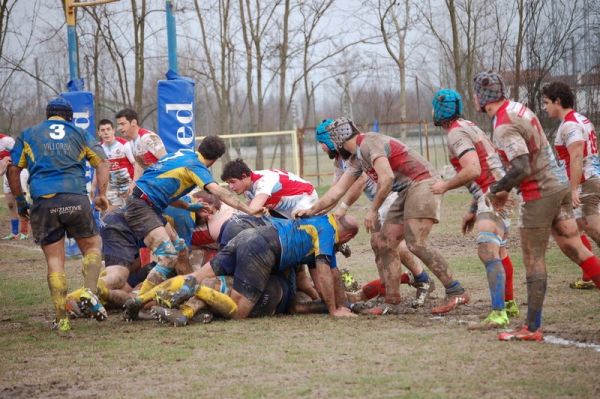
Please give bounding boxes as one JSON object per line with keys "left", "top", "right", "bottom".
{"left": 17, "top": 142, "right": 33, "bottom": 167}
{"left": 80, "top": 146, "right": 103, "bottom": 168}
{"left": 158, "top": 167, "right": 206, "bottom": 198}
{"left": 327, "top": 214, "right": 340, "bottom": 243}
{"left": 298, "top": 224, "right": 319, "bottom": 256}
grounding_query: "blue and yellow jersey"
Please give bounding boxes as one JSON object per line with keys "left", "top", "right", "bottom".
{"left": 135, "top": 149, "right": 215, "bottom": 210}
{"left": 271, "top": 215, "right": 339, "bottom": 271}
{"left": 163, "top": 196, "right": 196, "bottom": 246}
{"left": 10, "top": 118, "right": 106, "bottom": 199}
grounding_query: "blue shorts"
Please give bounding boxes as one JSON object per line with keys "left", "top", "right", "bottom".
{"left": 101, "top": 210, "right": 144, "bottom": 271}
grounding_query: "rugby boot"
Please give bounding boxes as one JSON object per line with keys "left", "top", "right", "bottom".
{"left": 151, "top": 306, "right": 189, "bottom": 327}
{"left": 468, "top": 310, "right": 509, "bottom": 331}
{"left": 349, "top": 296, "right": 384, "bottom": 313}
{"left": 16, "top": 233, "right": 28, "bottom": 240}
{"left": 498, "top": 326, "right": 543, "bottom": 342}
{"left": 411, "top": 278, "right": 435, "bottom": 308}
{"left": 123, "top": 298, "right": 143, "bottom": 321}
{"left": 195, "top": 285, "right": 238, "bottom": 318}
{"left": 79, "top": 288, "right": 108, "bottom": 321}
{"left": 569, "top": 279, "right": 596, "bottom": 290}
{"left": 51, "top": 318, "right": 72, "bottom": 336}
{"left": 170, "top": 276, "right": 199, "bottom": 307}
{"left": 431, "top": 292, "right": 470, "bottom": 314}
{"left": 1, "top": 233, "right": 16, "bottom": 240}
{"left": 155, "top": 289, "right": 175, "bottom": 309}
{"left": 65, "top": 299, "right": 85, "bottom": 318}
{"left": 341, "top": 268, "right": 360, "bottom": 291}
{"left": 504, "top": 300, "right": 520, "bottom": 318}
{"left": 192, "top": 309, "right": 214, "bottom": 324}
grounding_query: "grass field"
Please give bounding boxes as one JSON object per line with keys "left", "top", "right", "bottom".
{"left": 1, "top": 190, "right": 599, "bottom": 398}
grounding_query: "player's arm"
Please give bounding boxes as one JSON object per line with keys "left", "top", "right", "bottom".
{"left": 295, "top": 170, "right": 358, "bottom": 217}
{"left": 566, "top": 140, "right": 584, "bottom": 207}
{"left": 490, "top": 154, "right": 530, "bottom": 194}
{"left": 133, "top": 162, "right": 145, "bottom": 181}
{"left": 315, "top": 256, "right": 355, "bottom": 317}
{"left": 431, "top": 150, "right": 481, "bottom": 194}
{"left": 247, "top": 193, "right": 270, "bottom": 214}
{"left": 296, "top": 267, "right": 320, "bottom": 300}
{"left": 90, "top": 170, "right": 98, "bottom": 200}
{"left": 0, "top": 157, "right": 9, "bottom": 176}
{"left": 335, "top": 174, "right": 368, "bottom": 217}
{"left": 205, "top": 182, "right": 263, "bottom": 216}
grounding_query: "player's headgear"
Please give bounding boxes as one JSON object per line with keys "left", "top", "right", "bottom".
{"left": 316, "top": 119, "right": 336, "bottom": 152}
{"left": 46, "top": 97, "right": 73, "bottom": 121}
{"left": 432, "top": 89, "right": 463, "bottom": 126}
{"left": 327, "top": 117, "right": 359, "bottom": 149}
{"left": 473, "top": 71, "right": 506, "bottom": 111}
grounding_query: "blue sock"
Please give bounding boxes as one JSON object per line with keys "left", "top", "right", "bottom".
{"left": 444, "top": 280, "right": 463, "bottom": 295}
{"left": 414, "top": 271, "right": 430, "bottom": 283}
{"left": 484, "top": 259, "right": 506, "bottom": 310}
{"left": 11, "top": 219, "right": 18, "bottom": 235}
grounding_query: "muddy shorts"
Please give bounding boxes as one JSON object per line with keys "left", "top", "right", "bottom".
{"left": 101, "top": 210, "right": 143, "bottom": 271}
{"left": 30, "top": 193, "right": 98, "bottom": 246}
{"left": 248, "top": 273, "right": 293, "bottom": 317}
{"left": 574, "top": 177, "right": 600, "bottom": 219}
{"left": 124, "top": 196, "right": 166, "bottom": 241}
{"left": 217, "top": 214, "right": 271, "bottom": 249}
{"left": 384, "top": 178, "right": 441, "bottom": 225}
{"left": 210, "top": 226, "right": 281, "bottom": 303}
{"left": 519, "top": 187, "right": 573, "bottom": 229}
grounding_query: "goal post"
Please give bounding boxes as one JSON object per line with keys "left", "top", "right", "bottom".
{"left": 196, "top": 130, "right": 301, "bottom": 179}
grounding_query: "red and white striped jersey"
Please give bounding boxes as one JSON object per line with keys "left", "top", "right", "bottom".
{"left": 101, "top": 136, "right": 135, "bottom": 178}
{"left": 492, "top": 100, "right": 568, "bottom": 202}
{"left": 554, "top": 110, "right": 600, "bottom": 182}
{"left": 246, "top": 169, "right": 315, "bottom": 211}
{"left": 0, "top": 133, "right": 15, "bottom": 160}
{"left": 130, "top": 128, "right": 165, "bottom": 168}
{"left": 446, "top": 119, "right": 505, "bottom": 194}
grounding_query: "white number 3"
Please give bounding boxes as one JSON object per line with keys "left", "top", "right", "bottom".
{"left": 49, "top": 124, "right": 66, "bottom": 140}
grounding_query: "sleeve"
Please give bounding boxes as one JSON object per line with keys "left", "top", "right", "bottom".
{"left": 495, "top": 125, "right": 529, "bottom": 162}
{"left": 448, "top": 129, "right": 475, "bottom": 159}
{"left": 10, "top": 134, "right": 28, "bottom": 168}
{"left": 561, "top": 122, "right": 585, "bottom": 147}
{"left": 253, "top": 171, "right": 279, "bottom": 196}
{"left": 82, "top": 130, "right": 107, "bottom": 167}
{"left": 363, "top": 136, "right": 388, "bottom": 165}
{"left": 143, "top": 133, "right": 166, "bottom": 157}
{"left": 189, "top": 163, "right": 216, "bottom": 188}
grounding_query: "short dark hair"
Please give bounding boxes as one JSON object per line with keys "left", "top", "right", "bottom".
{"left": 198, "top": 136, "right": 226, "bottom": 161}
{"left": 115, "top": 108, "right": 138, "bottom": 123}
{"left": 221, "top": 158, "right": 251, "bottom": 181}
{"left": 98, "top": 119, "right": 113, "bottom": 129}
{"left": 541, "top": 81, "right": 575, "bottom": 109}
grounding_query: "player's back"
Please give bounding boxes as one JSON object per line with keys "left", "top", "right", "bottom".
{"left": 15, "top": 119, "right": 93, "bottom": 198}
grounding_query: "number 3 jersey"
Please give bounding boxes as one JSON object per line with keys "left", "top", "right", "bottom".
{"left": 11, "top": 118, "right": 106, "bottom": 199}
{"left": 554, "top": 110, "right": 600, "bottom": 182}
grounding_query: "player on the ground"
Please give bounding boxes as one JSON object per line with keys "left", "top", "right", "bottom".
{"left": 91, "top": 119, "right": 135, "bottom": 210}
{"left": 221, "top": 159, "right": 317, "bottom": 219}
{"left": 297, "top": 117, "right": 470, "bottom": 315}
{"left": 315, "top": 119, "right": 434, "bottom": 313}
{"left": 8, "top": 97, "right": 110, "bottom": 333}
{"left": 541, "top": 81, "right": 600, "bottom": 290}
{"left": 1, "top": 132, "right": 29, "bottom": 240}
{"left": 429, "top": 89, "right": 519, "bottom": 329}
{"left": 123, "top": 136, "right": 265, "bottom": 298}
{"left": 473, "top": 71, "right": 600, "bottom": 342}
{"left": 115, "top": 108, "right": 166, "bottom": 181}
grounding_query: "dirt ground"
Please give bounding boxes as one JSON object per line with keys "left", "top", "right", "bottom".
{"left": 1, "top": 191, "right": 599, "bottom": 398}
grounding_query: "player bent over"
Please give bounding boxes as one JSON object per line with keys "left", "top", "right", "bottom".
{"left": 298, "top": 117, "right": 470, "bottom": 315}
{"left": 542, "top": 81, "right": 600, "bottom": 289}
{"left": 430, "top": 89, "right": 519, "bottom": 330}
{"left": 8, "top": 97, "right": 110, "bottom": 333}
{"left": 473, "top": 71, "right": 600, "bottom": 342}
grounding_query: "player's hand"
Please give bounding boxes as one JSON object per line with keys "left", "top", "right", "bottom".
{"left": 331, "top": 306, "right": 357, "bottom": 317}
{"left": 15, "top": 194, "right": 30, "bottom": 219}
{"left": 486, "top": 190, "right": 508, "bottom": 211}
{"left": 461, "top": 212, "right": 476, "bottom": 235}
{"left": 430, "top": 179, "right": 448, "bottom": 195}
{"left": 571, "top": 189, "right": 581, "bottom": 209}
{"left": 188, "top": 201, "right": 211, "bottom": 212}
{"left": 364, "top": 209, "right": 377, "bottom": 233}
{"left": 293, "top": 207, "right": 315, "bottom": 219}
{"left": 94, "top": 195, "right": 109, "bottom": 212}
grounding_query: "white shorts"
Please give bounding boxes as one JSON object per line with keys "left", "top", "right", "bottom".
{"left": 277, "top": 190, "right": 319, "bottom": 219}
{"left": 3, "top": 168, "right": 29, "bottom": 195}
